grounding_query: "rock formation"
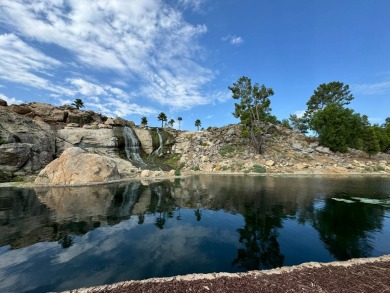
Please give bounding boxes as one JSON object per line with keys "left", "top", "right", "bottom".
{"left": 1, "top": 101, "right": 389, "bottom": 183}
{"left": 0, "top": 108, "right": 56, "bottom": 175}
{"left": 35, "top": 147, "right": 123, "bottom": 185}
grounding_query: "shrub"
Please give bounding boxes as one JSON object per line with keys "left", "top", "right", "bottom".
{"left": 191, "top": 165, "right": 200, "bottom": 171}
{"left": 174, "top": 169, "right": 181, "bottom": 176}
{"left": 252, "top": 164, "right": 266, "bottom": 173}
{"left": 219, "top": 145, "right": 235, "bottom": 157}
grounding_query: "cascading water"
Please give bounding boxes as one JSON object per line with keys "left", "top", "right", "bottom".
{"left": 154, "top": 128, "right": 163, "bottom": 156}
{"left": 123, "top": 126, "right": 145, "bottom": 165}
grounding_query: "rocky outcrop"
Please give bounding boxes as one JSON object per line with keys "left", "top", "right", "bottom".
{"left": 56, "top": 127, "right": 123, "bottom": 157}
{"left": 0, "top": 109, "right": 55, "bottom": 175}
{"left": 35, "top": 147, "right": 124, "bottom": 185}
{"left": 1, "top": 101, "right": 389, "bottom": 182}
{"left": 133, "top": 128, "right": 154, "bottom": 155}
{"left": 170, "top": 124, "right": 390, "bottom": 175}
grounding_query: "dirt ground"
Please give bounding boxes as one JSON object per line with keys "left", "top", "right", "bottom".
{"left": 64, "top": 255, "right": 390, "bottom": 293}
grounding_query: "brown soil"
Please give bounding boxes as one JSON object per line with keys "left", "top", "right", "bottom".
{"left": 65, "top": 255, "right": 390, "bottom": 293}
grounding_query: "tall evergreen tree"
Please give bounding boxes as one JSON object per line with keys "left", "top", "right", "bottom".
{"left": 228, "top": 76, "right": 274, "bottom": 154}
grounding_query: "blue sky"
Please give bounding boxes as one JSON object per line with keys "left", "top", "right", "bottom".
{"left": 0, "top": 0, "right": 389, "bottom": 130}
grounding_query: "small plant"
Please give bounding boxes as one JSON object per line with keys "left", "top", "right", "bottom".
{"left": 178, "top": 162, "right": 185, "bottom": 170}
{"left": 174, "top": 169, "right": 181, "bottom": 176}
{"left": 252, "top": 164, "right": 266, "bottom": 173}
{"left": 221, "top": 166, "right": 229, "bottom": 171}
{"left": 199, "top": 141, "right": 209, "bottom": 147}
{"left": 373, "top": 165, "right": 385, "bottom": 171}
{"left": 191, "top": 165, "right": 200, "bottom": 171}
{"left": 219, "top": 145, "right": 235, "bottom": 157}
{"left": 0, "top": 140, "right": 8, "bottom": 145}
{"left": 166, "top": 154, "right": 181, "bottom": 166}
{"left": 13, "top": 176, "right": 24, "bottom": 182}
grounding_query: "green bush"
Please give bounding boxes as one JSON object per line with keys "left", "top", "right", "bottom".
{"left": 252, "top": 164, "right": 266, "bottom": 173}
{"left": 174, "top": 169, "right": 181, "bottom": 176}
{"left": 191, "top": 165, "right": 200, "bottom": 171}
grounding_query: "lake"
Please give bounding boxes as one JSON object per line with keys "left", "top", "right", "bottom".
{"left": 0, "top": 175, "right": 389, "bottom": 292}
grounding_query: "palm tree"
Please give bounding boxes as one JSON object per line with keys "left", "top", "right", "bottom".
{"left": 195, "top": 119, "right": 201, "bottom": 131}
{"left": 157, "top": 112, "right": 167, "bottom": 127}
{"left": 168, "top": 118, "right": 175, "bottom": 128}
{"left": 177, "top": 116, "right": 183, "bottom": 130}
{"left": 71, "top": 98, "right": 84, "bottom": 109}
{"left": 141, "top": 117, "right": 148, "bottom": 126}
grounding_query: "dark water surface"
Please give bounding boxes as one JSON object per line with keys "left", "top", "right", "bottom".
{"left": 0, "top": 175, "right": 389, "bottom": 292}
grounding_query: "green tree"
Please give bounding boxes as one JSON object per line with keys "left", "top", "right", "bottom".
{"left": 382, "top": 117, "right": 390, "bottom": 128}
{"left": 305, "top": 82, "right": 353, "bottom": 119}
{"left": 141, "top": 117, "right": 148, "bottom": 126}
{"left": 157, "top": 112, "right": 167, "bottom": 127}
{"left": 363, "top": 127, "right": 380, "bottom": 157}
{"left": 228, "top": 76, "right": 274, "bottom": 154}
{"left": 195, "top": 119, "right": 201, "bottom": 131}
{"left": 281, "top": 119, "right": 292, "bottom": 130}
{"left": 309, "top": 103, "right": 366, "bottom": 152}
{"left": 289, "top": 114, "right": 308, "bottom": 134}
{"left": 177, "top": 116, "right": 183, "bottom": 130}
{"left": 71, "top": 98, "right": 84, "bottom": 110}
{"left": 168, "top": 118, "right": 175, "bottom": 128}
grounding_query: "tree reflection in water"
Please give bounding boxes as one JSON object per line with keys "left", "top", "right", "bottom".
{"left": 310, "top": 195, "right": 384, "bottom": 260}
{"left": 232, "top": 201, "right": 285, "bottom": 270}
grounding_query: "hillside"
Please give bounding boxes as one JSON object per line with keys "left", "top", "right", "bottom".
{"left": 0, "top": 100, "right": 389, "bottom": 183}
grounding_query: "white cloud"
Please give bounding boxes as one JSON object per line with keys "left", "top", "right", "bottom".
{"left": 105, "top": 98, "right": 158, "bottom": 117}
{"left": 0, "top": 34, "right": 66, "bottom": 93}
{"left": 293, "top": 110, "right": 306, "bottom": 118}
{"left": 352, "top": 81, "right": 390, "bottom": 95}
{"left": 222, "top": 35, "right": 244, "bottom": 46}
{"left": 0, "top": 0, "right": 217, "bottom": 112}
{"left": 0, "top": 93, "right": 24, "bottom": 105}
{"left": 177, "top": 0, "right": 206, "bottom": 11}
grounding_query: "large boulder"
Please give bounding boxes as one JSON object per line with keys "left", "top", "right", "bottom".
{"left": 0, "top": 109, "right": 56, "bottom": 173}
{"left": 35, "top": 147, "right": 121, "bottom": 185}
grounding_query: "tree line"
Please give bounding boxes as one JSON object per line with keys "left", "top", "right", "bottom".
{"left": 140, "top": 113, "right": 201, "bottom": 131}
{"left": 229, "top": 76, "right": 389, "bottom": 156}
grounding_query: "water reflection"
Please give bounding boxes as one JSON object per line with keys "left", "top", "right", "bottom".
{"left": 0, "top": 175, "right": 389, "bottom": 292}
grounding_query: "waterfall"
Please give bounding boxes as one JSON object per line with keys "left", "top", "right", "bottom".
{"left": 123, "top": 126, "right": 145, "bottom": 165}
{"left": 154, "top": 128, "right": 163, "bottom": 156}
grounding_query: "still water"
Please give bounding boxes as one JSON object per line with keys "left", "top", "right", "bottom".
{"left": 0, "top": 175, "right": 389, "bottom": 292}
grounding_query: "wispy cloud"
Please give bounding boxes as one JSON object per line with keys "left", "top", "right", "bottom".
{"left": 0, "top": 93, "right": 24, "bottom": 105}
{"left": 0, "top": 0, "right": 219, "bottom": 115}
{"left": 0, "top": 34, "right": 67, "bottom": 93}
{"left": 177, "top": 0, "right": 206, "bottom": 11}
{"left": 222, "top": 35, "right": 244, "bottom": 46}
{"left": 293, "top": 110, "right": 306, "bottom": 118}
{"left": 352, "top": 81, "right": 390, "bottom": 95}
